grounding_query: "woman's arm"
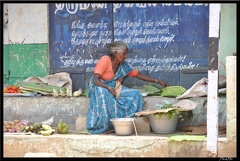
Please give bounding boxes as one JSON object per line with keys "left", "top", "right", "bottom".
{"left": 135, "top": 72, "right": 169, "bottom": 87}
{"left": 93, "top": 73, "right": 117, "bottom": 97}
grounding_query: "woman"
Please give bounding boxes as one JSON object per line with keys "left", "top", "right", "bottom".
{"left": 86, "top": 41, "right": 169, "bottom": 134}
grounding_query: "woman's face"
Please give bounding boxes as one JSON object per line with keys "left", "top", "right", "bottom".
{"left": 115, "top": 48, "right": 128, "bottom": 64}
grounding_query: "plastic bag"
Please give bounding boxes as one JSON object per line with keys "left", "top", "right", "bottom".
{"left": 176, "top": 77, "right": 208, "bottom": 99}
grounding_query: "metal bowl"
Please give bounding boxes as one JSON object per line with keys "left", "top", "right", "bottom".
{"left": 148, "top": 114, "right": 179, "bottom": 134}
{"left": 110, "top": 118, "right": 135, "bottom": 136}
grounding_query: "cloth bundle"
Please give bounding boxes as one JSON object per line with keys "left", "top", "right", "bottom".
{"left": 115, "top": 81, "right": 122, "bottom": 98}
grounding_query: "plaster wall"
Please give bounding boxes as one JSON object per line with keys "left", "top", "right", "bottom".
{"left": 219, "top": 4, "right": 237, "bottom": 77}
{"left": 3, "top": 3, "right": 236, "bottom": 85}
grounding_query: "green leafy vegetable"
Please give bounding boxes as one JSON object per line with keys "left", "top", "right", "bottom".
{"left": 153, "top": 104, "right": 193, "bottom": 121}
{"left": 154, "top": 109, "right": 180, "bottom": 120}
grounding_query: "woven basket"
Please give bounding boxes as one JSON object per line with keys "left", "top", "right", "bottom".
{"left": 115, "top": 81, "right": 122, "bottom": 98}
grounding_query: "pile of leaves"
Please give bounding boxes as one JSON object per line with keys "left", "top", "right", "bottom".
{"left": 143, "top": 84, "right": 162, "bottom": 96}
{"left": 132, "top": 84, "right": 162, "bottom": 96}
{"left": 132, "top": 84, "right": 186, "bottom": 97}
{"left": 154, "top": 104, "right": 193, "bottom": 121}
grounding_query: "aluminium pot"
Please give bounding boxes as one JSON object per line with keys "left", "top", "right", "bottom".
{"left": 148, "top": 114, "right": 179, "bottom": 134}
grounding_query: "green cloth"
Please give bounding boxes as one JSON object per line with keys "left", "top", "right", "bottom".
{"left": 168, "top": 135, "right": 206, "bottom": 142}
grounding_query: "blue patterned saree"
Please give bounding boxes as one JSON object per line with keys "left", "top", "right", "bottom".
{"left": 86, "top": 61, "right": 143, "bottom": 134}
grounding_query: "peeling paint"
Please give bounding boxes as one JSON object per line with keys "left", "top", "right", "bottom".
{"left": 4, "top": 44, "right": 49, "bottom": 85}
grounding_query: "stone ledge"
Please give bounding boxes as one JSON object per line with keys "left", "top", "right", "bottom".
{"left": 3, "top": 96, "right": 227, "bottom": 128}
{"left": 3, "top": 132, "right": 235, "bottom": 157}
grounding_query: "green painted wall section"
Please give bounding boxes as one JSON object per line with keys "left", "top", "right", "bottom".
{"left": 3, "top": 45, "right": 9, "bottom": 84}
{"left": 219, "top": 4, "right": 236, "bottom": 76}
{"left": 3, "top": 44, "right": 49, "bottom": 85}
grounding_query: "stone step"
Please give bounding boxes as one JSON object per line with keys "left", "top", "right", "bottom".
{"left": 3, "top": 132, "right": 235, "bottom": 157}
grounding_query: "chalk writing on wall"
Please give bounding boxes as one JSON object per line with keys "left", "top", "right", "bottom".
{"left": 54, "top": 3, "right": 208, "bottom": 15}
{"left": 53, "top": 3, "right": 208, "bottom": 49}
{"left": 51, "top": 3, "right": 206, "bottom": 73}
{"left": 59, "top": 54, "right": 199, "bottom": 73}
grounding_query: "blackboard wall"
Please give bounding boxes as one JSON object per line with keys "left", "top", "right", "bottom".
{"left": 49, "top": 3, "right": 209, "bottom": 91}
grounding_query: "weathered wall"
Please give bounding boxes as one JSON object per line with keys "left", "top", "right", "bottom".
{"left": 48, "top": 3, "right": 209, "bottom": 91}
{"left": 3, "top": 3, "right": 237, "bottom": 89}
{"left": 219, "top": 4, "right": 237, "bottom": 76}
{"left": 3, "top": 96, "right": 226, "bottom": 128}
{"left": 3, "top": 4, "right": 49, "bottom": 85}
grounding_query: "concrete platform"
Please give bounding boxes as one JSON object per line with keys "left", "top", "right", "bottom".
{"left": 3, "top": 96, "right": 236, "bottom": 157}
{"left": 3, "top": 131, "right": 236, "bottom": 157}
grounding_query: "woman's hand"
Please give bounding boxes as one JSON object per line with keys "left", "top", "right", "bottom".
{"left": 136, "top": 72, "right": 169, "bottom": 88}
{"left": 93, "top": 74, "right": 117, "bottom": 97}
{"left": 156, "top": 80, "right": 169, "bottom": 88}
{"left": 107, "top": 86, "right": 117, "bottom": 97}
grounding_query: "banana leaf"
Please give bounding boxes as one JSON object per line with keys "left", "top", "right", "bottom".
{"left": 17, "top": 81, "right": 67, "bottom": 94}
{"left": 143, "top": 84, "right": 162, "bottom": 96}
{"left": 160, "top": 86, "right": 186, "bottom": 97}
{"left": 131, "top": 86, "right": 146, "bottom": 93}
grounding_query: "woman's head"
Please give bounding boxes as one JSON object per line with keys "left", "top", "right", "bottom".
{"left": 106, "top": 41, "right": 129, "bottom": 63}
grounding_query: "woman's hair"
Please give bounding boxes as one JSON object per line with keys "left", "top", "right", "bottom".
{"left": 106, "top": 41, "right": 129, "bottom": 56}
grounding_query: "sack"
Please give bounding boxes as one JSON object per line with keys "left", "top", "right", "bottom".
{"left": 115, "top": 81, "right": 122, "bottom": 98}
{"left": 160, "top": 86, "right": 186, "bottom": 97}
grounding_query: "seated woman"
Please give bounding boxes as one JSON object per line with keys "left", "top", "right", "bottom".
{"left": 86, "top": 41, "right": 169, "bottom": 134}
